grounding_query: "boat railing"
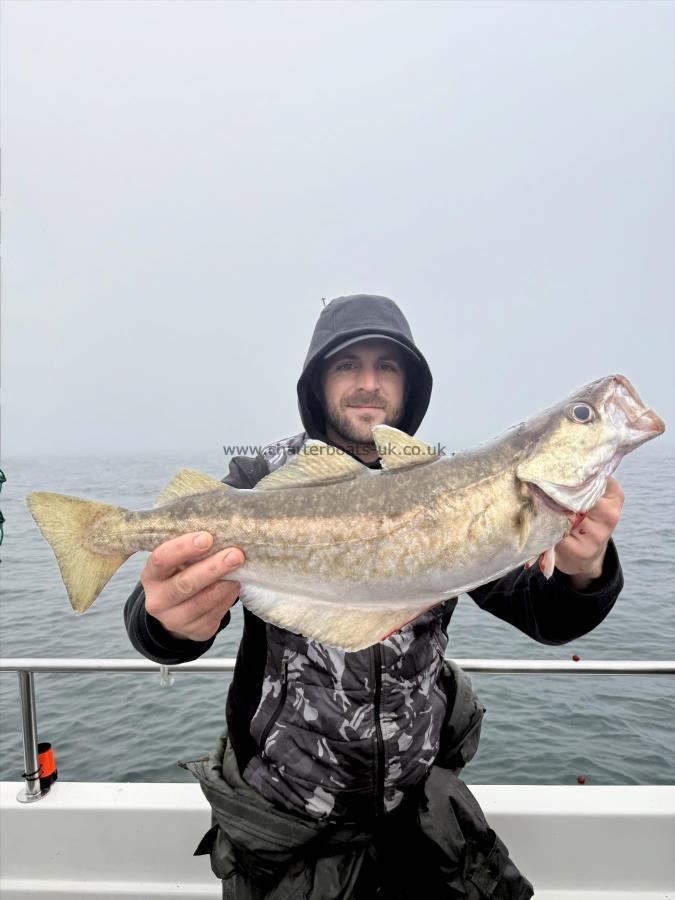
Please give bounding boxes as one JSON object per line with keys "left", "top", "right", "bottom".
{"left": 2, "top": 657, "right": 674, "bottom": 804}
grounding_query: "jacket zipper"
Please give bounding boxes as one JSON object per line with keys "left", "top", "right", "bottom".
{"left": 259, "top": 656, "right": 289, "bottom": 751}
{"left": 372, "top": 644, "right": 385, "bottom": 816}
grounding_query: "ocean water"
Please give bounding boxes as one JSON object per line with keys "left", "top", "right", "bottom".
{"left": 1, "top": 443, "right": 673, "bottom": 787}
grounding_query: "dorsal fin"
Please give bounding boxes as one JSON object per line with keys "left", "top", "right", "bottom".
{"left": 256, "top": 440, "right": 366, "bottom": 491}
{"left": 155, "top": 469, "right": 227, "bottom": 506}
{"left": 371, "top": 425, "right": 440, "bottom": 470}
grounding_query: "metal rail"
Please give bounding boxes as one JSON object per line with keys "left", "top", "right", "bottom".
{"left": 3, "top": 658, "right": 674, "bottom": 674}
{"left": 2, "top": 657, "right": 674, "bottom": 803}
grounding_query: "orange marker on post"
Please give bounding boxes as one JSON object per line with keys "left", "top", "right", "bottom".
{"left": 37, "top": 742, "right": 57, "bottom": 792}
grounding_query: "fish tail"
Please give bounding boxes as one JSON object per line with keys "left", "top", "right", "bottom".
{"left": 26, "top": 492, "right": 130, "bottom": 614}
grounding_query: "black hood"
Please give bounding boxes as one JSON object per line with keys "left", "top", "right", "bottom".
{"left": 297, "top": 294, "right": 433, "bottom": 439}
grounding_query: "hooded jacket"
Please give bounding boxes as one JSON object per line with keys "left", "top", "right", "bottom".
{"left": 124, "top": 294, "right": 622, "bottom": 822}
{"left": 297, "top": 293, "right": 432, "bottom": 440}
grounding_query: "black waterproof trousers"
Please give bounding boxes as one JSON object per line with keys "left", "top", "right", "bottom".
{"left": 183, "top": 663, "right": 533, "bottom": 900}
{"left": 185, "top": 737, "right": 533, "bottom": 900}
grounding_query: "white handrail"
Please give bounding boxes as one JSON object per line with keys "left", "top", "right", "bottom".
{"left": 2, "top": 657, "right": 673, "bottom": 803}
{"left": 1, "top": 657, "right": 674, "bottom": 674}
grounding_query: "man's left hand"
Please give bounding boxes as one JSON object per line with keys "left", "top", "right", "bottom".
{"left": 553, "top": 476, "right": 625, "bottom": 590}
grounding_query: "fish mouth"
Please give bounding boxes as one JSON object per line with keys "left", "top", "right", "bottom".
{"left": 610, "top": 375, "right": 665, "bottom": 445}
{"left": 623, "top": 409, "right": 665, "bottom": 444}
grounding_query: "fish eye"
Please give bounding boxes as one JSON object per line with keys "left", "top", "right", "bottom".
{"left": 567, "top": 403, "right": 595, "bottom": 424}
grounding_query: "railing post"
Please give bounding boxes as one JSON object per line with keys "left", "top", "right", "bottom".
{"left": 16, "top": 671, "right": 47, "bottom": 803}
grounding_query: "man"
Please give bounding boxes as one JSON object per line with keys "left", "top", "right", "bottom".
{"left": 125, "top": 294, "right": 624, "bottom": 898}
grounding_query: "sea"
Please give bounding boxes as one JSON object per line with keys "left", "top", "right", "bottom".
{"left": 1, "top": 443, "right": 673, "bottom": 787}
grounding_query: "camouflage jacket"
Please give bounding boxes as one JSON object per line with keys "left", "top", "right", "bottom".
{"left": 124, "top": 432, "right": 623, "bottom": 822}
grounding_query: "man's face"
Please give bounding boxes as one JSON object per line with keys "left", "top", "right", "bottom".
{"left": 321, "top": 339, "right": 406, "bottom": 448}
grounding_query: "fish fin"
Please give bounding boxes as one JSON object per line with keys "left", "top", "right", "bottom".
{"left": 26, "top": 492, "right": 130, "bottom": 614}
{"left": 155, "top": 469, "right": 227, "bottom": 506}
{"left": 538, "top": 548, "right": 556, "bottom": 579}
{"left": 371, "top": 425, "right": 439, "bottom": 470}
{"left": 255, "top": 440, "right": 365, "bottom": 491}
{"left": 238, "top": 583, "right": 432, "bottom": 651}
{"left": 514, "top": 501, "right": 534, "bottom": 552}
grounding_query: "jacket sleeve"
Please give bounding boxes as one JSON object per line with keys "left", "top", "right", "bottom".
{"left": 123, "top": 454, "right": 267, "bottom": 664}
{"left": 467, "top": 538, "right": 623, "bottom": 645}
{"left": 123, "top": 580, "right": 230, "bottom": 664}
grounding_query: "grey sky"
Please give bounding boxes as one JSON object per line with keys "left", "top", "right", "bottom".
{"left": 2, "top": 0, "right": 673, "bottom": 458}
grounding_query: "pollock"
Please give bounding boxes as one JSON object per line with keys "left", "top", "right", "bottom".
{"left": 27, "top": 374, "right": 664, "bottom": 651}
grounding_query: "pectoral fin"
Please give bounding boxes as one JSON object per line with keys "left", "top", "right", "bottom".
{"left": 514, "top": 503, "right": 533, "bottom": 552}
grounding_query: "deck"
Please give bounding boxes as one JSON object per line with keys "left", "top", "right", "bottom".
{"left": 1, "top": 781, "right": 674, "bottom": 898}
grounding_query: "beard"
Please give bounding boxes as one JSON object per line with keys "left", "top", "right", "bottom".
{"left": 323, "top": 391, "right": 404, "bottom": 448}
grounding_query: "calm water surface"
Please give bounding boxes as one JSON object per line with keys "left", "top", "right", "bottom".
{"left": 1, "top": 444, "right": 673, "bottom": 785}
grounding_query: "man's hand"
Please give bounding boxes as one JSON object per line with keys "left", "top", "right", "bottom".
{"left": 140, "top": 532, "right": 244, "bottom": 642}
{"left": 554, "top": 476, "right": 624, "bottom": 590}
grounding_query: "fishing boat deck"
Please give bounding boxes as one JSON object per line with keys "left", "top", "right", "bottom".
{"left": 1, "top": 781, "right": 673, "bottom": 898}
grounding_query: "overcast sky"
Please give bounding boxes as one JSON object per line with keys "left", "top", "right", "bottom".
{"left": 2, "top": 0, "right": 673, "bottom": 459}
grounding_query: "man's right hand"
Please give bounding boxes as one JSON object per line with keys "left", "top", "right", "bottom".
{"left": 140, "top": 533, "right": 244, "bottom": 642}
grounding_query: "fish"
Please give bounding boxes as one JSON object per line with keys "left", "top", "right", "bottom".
{"left": 27, "top": 374, "right": 664, "bottom": 652}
